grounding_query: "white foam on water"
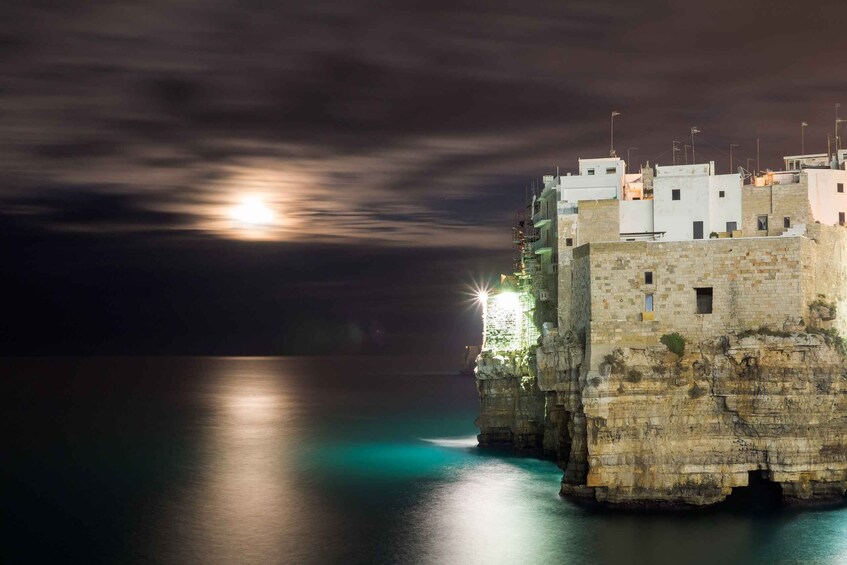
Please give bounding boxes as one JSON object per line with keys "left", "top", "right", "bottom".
{"left": 419, "top": 436, "right": 479, "bottom": 448}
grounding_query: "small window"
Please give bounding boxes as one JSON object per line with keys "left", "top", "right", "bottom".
{"left": 726, "top": 221, "right": 737, "bottom": 232}
{"left": 757, "top": 215, "right": 768, "bottom": 231}
{"left": 606, "top": 167, "right": 616, "bottom": 174}
{"left": 645, "top": 271, "right": 653, "bottom": 285}
{"left": 693, "top": 221, "right": 704, "bottom": 240}
{"left": 672, "top": 189, "right": 681, "bottom": 201}
{"left": 566, "top": 237, "right": 573, "bottom": 246}
{"left": 587, "top": 168, "right": 595, "bottom": 176}
{"left": 840, "top": 212, "right": 845, "bottom": 226}
{"left": 784, "top": 217, "right": 791, "bottom": 229}
{"left": 719, "top": 190, "right": 725, "bottom": 198}
{"left": 695, "top": 287, "right": 713, "bottom": 314}
{"left": 645, "top": 294, "right": 654, "bottom": 312}
{"left": 838, "top": 183, "right": 844, "bottom": 193}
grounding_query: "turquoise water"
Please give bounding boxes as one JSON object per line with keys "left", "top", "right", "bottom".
{"left": 2, "top": 356, "right": 847, "bottom": 564}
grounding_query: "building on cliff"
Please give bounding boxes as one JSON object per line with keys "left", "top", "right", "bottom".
{"left": 476, "top": 148, "right": 847, "bottom": 507}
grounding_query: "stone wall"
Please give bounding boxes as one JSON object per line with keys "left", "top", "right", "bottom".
{"left": 577, "top": 199, "right": 619, "bottom": 245}
{"left": 556, "top": 214, "right": 579, "bottom": 330}
{"left": 582, "top": 237, "right": 810, "bottom": 358}
{"left": 741, "top": 178, "right": 811, "bottom": 236}
{"left": 570, "top": 245, "right": 592, "bottom": 344}
{"left": 806, "top": 224, "right": 847, "bottom": 335}
{"left": 483, "top": 289, "right": 538, "bottom": 352}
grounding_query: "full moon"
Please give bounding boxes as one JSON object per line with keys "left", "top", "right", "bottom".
{"left": 230, "top": 197, "right": 275, "bottom": 227}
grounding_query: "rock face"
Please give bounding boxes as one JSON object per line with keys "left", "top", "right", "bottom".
{"left": 476, "top": 330, "right": 847, "bottom": 507}
{"left": 475, "top": 350, "right": 545, "bottom": 451}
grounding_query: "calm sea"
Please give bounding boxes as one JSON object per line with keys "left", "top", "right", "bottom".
{"left": 2, "top": 356, "right": 846, "bottom": 564}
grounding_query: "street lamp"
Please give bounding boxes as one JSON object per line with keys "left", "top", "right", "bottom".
{"left": 837, "top": 118, "right": 847, "bottom": 166}
{"left": 610, "top": 111, "right": 621, "bottom": 157}
{"left": 801, "top": 122, "right": 808, "bottom": 155}
{"left": 730, "top": 144, "right": 740, "bottom": 173}
{"left": 690, "top": 127, "right": 701, "bottom": 164}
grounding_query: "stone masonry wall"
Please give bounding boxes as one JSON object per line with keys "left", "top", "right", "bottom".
{"left": 583, "top": 237, "right": 811, "bottom": 365}
{"left": 742, "top": 178, "right": 811, "bottom": 236}
{"left": 807, "top": 224, "right": 847, "bottom": 335}
{"left": 577, "top": 200, "right": 619, "bottom": 245}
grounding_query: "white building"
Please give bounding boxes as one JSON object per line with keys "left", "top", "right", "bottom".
{"left": 806, "top": 168, "right": 847, "bottom": 226}
{"left": 652, "top": 162, "right": 742, "bottom": 241}
{"left": 555, "top": 157, "right": 742, "bottom": 242}
{"left": 558, "top": 157, "right": 625, "bottom": 204}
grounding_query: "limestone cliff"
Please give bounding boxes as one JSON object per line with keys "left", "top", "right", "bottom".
{"left": 477, "top": 330, "right": 847, "bottom": 507}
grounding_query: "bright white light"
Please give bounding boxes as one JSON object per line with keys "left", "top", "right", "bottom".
{"left": 494, "top": 291, "right": 520, "bottom": 309}
{"left": 230, "top": 197, "right": 275, "bottom": 226}
{"left": 476, "top": 290, "right": 489, "bottom": 304}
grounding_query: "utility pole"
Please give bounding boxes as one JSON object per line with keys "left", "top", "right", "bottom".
{"left": 672, "top": 141, "right": 680, "bottom": 165}
{"left": 627, "top": 147, "right": 639, "bottom": 168}
{"left": 690, "top": 127, "right": 700, "bottom": 164}
{"left": 756, "top": 138, "right": 760, "bottom": 174}
{"left": 801, "top": 122, "right": 808, "bottom": 155}
{"left": 610, "top": 111, "right": 621, "bottom": 157}
{"left": 684, "top": 144, "right": 691, "bottom": 165}
{"left": 837, "top": 103, "right": 842, "bottom": 154}
{"left": 730, "top": 144, "right": 739, "bottom": 173}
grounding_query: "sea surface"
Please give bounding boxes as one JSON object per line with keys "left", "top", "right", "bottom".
{"left": 2, "top": 356, "right": 847, "bottom": 565}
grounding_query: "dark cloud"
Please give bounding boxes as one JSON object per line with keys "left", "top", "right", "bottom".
{"left": 1, "top": 0, "right": 846, "bottom": 353}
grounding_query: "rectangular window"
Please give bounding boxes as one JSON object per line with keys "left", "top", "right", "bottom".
{"left": 606, "top": 167, "right": 616, "bottom": 174}
{"left": 757, "top": 215, "right": 768, "bottom": 231}
{"left": 645, "top": 294, "right": 654, "bottom": 312}
{"left": 695, "top": 287, "right": 713, "bottom": 314}
{"left": 645, "top": 271, "right": 653, "bottom": 285}
{"left": 693, "top": 221, "right": 704, "bottom": 240}
{"left": 719, "top": 190, "right": 725, "bottom": 198}
{"left": 841, "top": 212, "right": 845, "bottom": 226}
{"left": 587, "top": 169, "right": 595, "bottom": 176}
{"left": 784, "top": 217, "right": 791, "bottom": 229}
{"left": 726, "top": 221, "right": 737, "bottom": 232}
{"left": 566, "top": 237, "right": 573, "bottom": 246}
{"left": 672, "top": 189, "right": 681, "bottom": 201}
{"left": 838, "top": 183, "right": 844, "bottom": 193}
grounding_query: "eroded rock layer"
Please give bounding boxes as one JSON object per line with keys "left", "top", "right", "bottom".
{"left": 476, "top": 331, "right": 847, "bottom": 507}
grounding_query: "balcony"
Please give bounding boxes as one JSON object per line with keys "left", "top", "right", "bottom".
{"left": 532, "top": 212, "right": 551, "bottom": 228}
{"left": 531, "top": 238, "right": 552, "bottom": 255}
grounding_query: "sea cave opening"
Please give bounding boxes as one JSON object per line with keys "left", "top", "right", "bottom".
{"left": 724, "top": 470, "right": 783, "bottom": 511}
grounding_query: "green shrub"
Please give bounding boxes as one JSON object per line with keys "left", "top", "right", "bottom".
{"left": 809, "top": 299, "right": 837, "bottom": 320}
{"left": 625, "top": 369, "right": 643, "bottom": 383}
{"left": 805, "top": 327, "right": 847, "bottom": 355}
{"left": 737, "top": 326, "right": 792, "bottom": 339}
{"left": 660, "top": 333, "right": 686, "bottom": 356}
{"left": 602, "top": 351, "right": 626, "bottom": 374}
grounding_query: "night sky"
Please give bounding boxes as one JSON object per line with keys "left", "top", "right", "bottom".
{"left": 2, "top": 0, "right": 846, "bottom": 355}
